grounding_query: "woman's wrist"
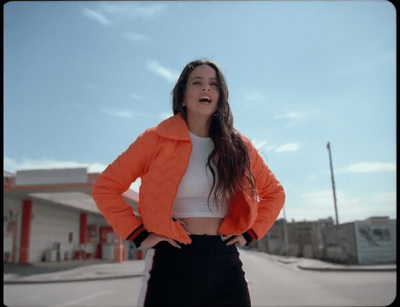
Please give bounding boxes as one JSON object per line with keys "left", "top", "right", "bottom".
{"left": 242, "top": 231, "right": 255, "bottom": 246}
{"left": 132, "top": 229, "right": 150, "bottom": 248}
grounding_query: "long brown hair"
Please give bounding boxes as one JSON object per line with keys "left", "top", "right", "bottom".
{"left": 172, "top": 59, "right": 257, "bottom": 205}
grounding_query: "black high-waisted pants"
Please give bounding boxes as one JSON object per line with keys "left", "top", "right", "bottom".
{"left": 138, "top": 235, "right": 251, "bottom": 307}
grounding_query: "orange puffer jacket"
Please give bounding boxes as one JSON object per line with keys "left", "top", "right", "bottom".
{"left": 92, "top": 114, "right": 285, "bottom": 246}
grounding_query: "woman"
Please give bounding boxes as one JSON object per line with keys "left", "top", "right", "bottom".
{"left": 92, "top": 59, "right": 285, "bottom": 306}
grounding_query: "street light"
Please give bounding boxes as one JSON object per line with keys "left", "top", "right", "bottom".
{"left": 327, "top": 142, "right": 339, "bottom": 225}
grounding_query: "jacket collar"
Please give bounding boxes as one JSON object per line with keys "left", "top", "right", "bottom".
{"left": 156, "top": 113, "right": 191, "bottom": 141}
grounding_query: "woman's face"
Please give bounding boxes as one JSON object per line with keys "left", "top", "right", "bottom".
{"left": 183, "top": 64, "right": 220, "bottom": 120}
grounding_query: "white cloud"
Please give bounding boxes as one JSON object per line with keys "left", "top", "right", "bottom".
{"left": 146, "top": 60, "right": 179, "bottom": 83}
{"left": 131, "top": 93, "right": 144, "bottom": 100}
{"left": 244, "top": 90, "right": 267, "bottom": 102}
{"left": 275, "top": 109, "right": 320, "bottom": 121}
{"left": 82, "top": 8, "right": 112, "bottom": 26}
{"left": 100, "top": 2, "right": 166, "bottom": 19}
{"left": 275, "top": 143, "right": 300, "bottom": 153}
{"left": 289, "top": 189, "right": 342, "bottom": 221}
{"left": 294, "top": 189, "right": 361, "bottom": 223}
{"left": 4, "top": 157, "right": 107, "bottom": 174}
{"left": 101, "top": 108, "right": 144, "bottom": 119}
{"left": 251, "top": 140, "right": 267, "bottom": 150}
{"left": 251, "top": 140, "right": 301, "bottom": 152}
{"left": 338, "top": 162, "right": 396, "bottom": 173}
{"left": 123, "top": 31, "right": 149, "bottom": 42}
{"left": 115, "top": 111, "right": 134, "bottom": 118}
{"left": 372, "top": 191, "right": 396, "bottom": 204}
{"left": 83, "top": 3, "right": 165, "bottom": 26}
{"left": 275, "top": 112, "right": 304, "bottom": 120}
{"left": 285, "top": 188, "right": 396, "bottom": 223}
{"left": 129, "top": 3, "right": 166, "bottom": 19}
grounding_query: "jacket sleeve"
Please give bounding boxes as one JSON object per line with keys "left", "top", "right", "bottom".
{"left": 92, "top": 129, "right": 156, "bottom": 247}
{"left": 243, "top": 140, "right": 286, "bottom": 244}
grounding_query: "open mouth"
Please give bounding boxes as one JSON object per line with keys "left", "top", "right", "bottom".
{"left": 199, "top": 96, "right": 212, "bottom": 103}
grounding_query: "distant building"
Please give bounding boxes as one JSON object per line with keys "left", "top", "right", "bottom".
{"left": 251, "top": 216, "right": 396, "bottom": 265}
{"left": 3, "top": 168, "right": 139, "bottom": 264}
{"left": 353, "top": 217, "right": 396, "bottom": 264}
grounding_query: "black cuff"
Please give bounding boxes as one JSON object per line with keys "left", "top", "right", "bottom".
{"left": 132, "top": 230, "right": 150, "bottom": 248}
{"left": 126, "top": 224, "right": 150, "bottom": 248}
{"left": 242, "top": 232, "right": 253, "bottom": 246}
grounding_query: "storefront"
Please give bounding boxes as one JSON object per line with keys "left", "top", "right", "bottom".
{"left": 3, "top": 168, "right": 139, "bottom": 264}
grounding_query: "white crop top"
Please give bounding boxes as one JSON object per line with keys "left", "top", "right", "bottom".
{"left": 172, "top": 132, "right": 228, "bottom": 218}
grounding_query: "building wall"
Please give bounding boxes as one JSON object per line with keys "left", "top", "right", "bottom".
{"left": 86, "top": 214, "right": 110, "bottom": 256}
{"left": 4, "top": 195, "right": 115, "bottom": 263}
{"left": 354, "top": 219, "right": 396, "bottom": 264}
{"left": 257, "top": 219, "right": 316, "bottom": 258}
{"left": 3, "top": 169, "right": 133, "bottom": 264}
{"left": 253, "top": 217, "right": 396, "bottom": 265}
{"left": 3, "top": 197, "right": 22, "bottom": 263}
{"left": 287, "top": 221, "right": 313, "bottom": 257}
{"left": 320, "top": 223, "right": 358, "bottom": 264}
{"left": 30, "top": 201, "right": 81, "bottom": 262}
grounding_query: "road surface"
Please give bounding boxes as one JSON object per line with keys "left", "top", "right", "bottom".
{"left": 4, "top": 249, "right": 396, "bottom": 307}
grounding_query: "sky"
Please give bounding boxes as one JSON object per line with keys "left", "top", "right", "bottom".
{"left": 4, "top": 1, "right": 396, "bottom": 224}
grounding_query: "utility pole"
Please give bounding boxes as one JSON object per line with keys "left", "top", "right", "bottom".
{"left": 327, "top": 142, "right": 339, "bottom": 225}
{"left": 282, "top": 205, "right": 289, "bottom": 256}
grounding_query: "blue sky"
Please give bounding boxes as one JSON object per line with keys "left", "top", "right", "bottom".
{"left": 4, "top": 1, "right": 396, "bottom": 223}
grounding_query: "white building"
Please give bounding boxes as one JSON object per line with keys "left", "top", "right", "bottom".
{"left": 3, "top": 168, "right": 138, "bottom": 264}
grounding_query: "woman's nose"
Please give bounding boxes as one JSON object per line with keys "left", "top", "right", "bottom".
{"left": 202, "top": 87, "right": 211, "bottom": 91}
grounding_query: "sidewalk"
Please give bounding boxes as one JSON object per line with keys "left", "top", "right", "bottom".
{"left": 262, "top": 253, "right": 397, "bottom": 272}
{"left": 4, "top": 250, "right": 396, "bottom": 285}
{"left": 4, "top": 258, "right": 145, "bottom": 284}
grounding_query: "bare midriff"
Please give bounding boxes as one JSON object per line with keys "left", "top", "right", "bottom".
{"left": 178, "top": 217, "right": 223, "bottom": 235}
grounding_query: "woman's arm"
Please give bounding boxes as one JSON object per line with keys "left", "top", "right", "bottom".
{"left": 92, "top": 129, "right": 157, "bottom": 247}
{"left": 243, "top": 140, "right": 286, "bottom": 244}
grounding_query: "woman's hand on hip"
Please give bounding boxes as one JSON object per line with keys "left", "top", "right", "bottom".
{"left": 221, "top": 234, "right": 247, "bottom": 246}
{"left": 141, "top": 233, "right": 181, "bottom": 249}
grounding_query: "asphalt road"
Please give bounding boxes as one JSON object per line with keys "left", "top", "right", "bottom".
{"left": 241, "top": 251, "right": 396, "bottom": 307}
{"left": 4, "top": 250, "right": 396, "bottom": 307}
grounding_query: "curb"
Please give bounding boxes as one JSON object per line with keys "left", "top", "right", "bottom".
{"left": 297, "top": 265, "right": 396, "bottom": 272}
{"left": 3, "top": 274, "right": 144, "bottom": 285}
{"left": 276, "top": 258, "right": 396, "bottom": 272}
